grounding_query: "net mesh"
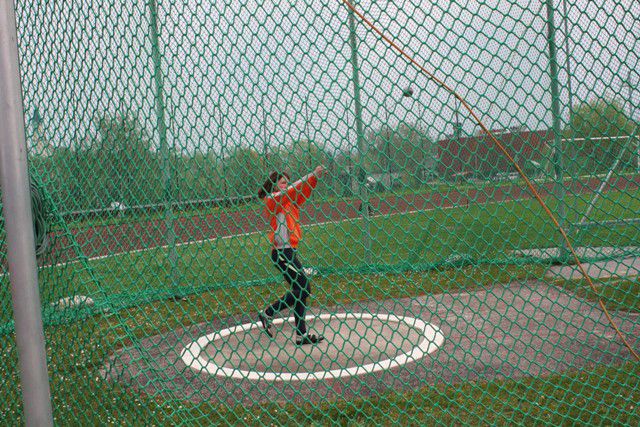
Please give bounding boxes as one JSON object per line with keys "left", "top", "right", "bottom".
{"left": 1, "top": 0, "right": 639, "bottom": 424}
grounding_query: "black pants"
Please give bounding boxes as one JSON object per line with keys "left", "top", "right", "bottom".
{"left": 264, "top": 248, "right": 310, "bottom": 336}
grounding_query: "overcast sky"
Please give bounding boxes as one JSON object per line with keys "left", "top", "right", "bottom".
{"left": 15, "top": 0, "right": 640, "bottom": 157}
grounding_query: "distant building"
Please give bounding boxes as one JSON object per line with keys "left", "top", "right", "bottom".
{"left": 436, "top": 128, "right": 551, "bottom": 179}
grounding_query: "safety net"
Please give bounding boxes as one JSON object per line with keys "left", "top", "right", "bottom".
{"left": 1, "top": 0, "right": 638, "bottom": 424}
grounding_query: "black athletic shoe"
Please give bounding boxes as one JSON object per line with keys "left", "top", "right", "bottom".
{"left": 258, "top": 312, "right": 274, "bottom": 337}
{"left": 296, "top": 333, "right": 325, "bottom": 345}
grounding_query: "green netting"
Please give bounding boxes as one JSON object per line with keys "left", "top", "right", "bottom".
{"left": 1, "top": 0, "right": 639, "bottom": 424}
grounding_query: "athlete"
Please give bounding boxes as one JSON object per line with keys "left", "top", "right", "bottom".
{"left": 257, "top": 165, "right": 325, "bottom": 345}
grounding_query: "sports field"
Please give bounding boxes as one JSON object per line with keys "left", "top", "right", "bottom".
{"left": 4, "top": 0, "right": 640, "bottom": 423}
{"left": 51, "top": 182, "right": 640, "bottom": 304}
{"left": 2, "top": 180, "right": 639, "bottom": 424}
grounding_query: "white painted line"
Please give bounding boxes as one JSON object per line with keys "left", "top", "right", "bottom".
{"left": 180, "top": 312, "right": 444, "bottom": 382}
{"left": 36, "top": 175, "right": 640, "bottom": 269}
{"left": 45, "top": 229, "right": 260, "bottom": 269}
{"left": 49, "top": 200, "right": 478, "bottom": 269}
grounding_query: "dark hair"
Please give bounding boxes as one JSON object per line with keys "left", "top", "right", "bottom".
{"left": 258, "top": 171, "right": 289, "bottom": 198}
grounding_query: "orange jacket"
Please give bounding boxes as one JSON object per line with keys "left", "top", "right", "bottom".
{"left": 263, "top": 172, "right": 319, "bottom": 248}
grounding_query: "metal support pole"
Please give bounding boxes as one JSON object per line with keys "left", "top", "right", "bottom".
{"left": 627, "top": 70, "right": 633, "bottom": 120}
{"left": 561, "top": 0, "right": 576, "bottom": 173}
{"left": 219, "top": 108, "right": 228, "bottom": 198}
{"left": 347, "top": 4, "right": 372, "bottom": 262}
{"left": 149, "top": 0, "right": 179, "bottom": 293}
{"left": 305, "top": 95, "right": 310, "bottom": 143}
{"left": 546, "top": 0, "right": 568, "bottom": 257}
{"left": 0, "top": 1, "right": 53, "bottom": 425}
{"left": 577, "top": 136, "right": 637, "bottom": 226}
{"left": 262, "top": 105, "right": 268, "bottom": 169}
{"left": 386, "top": 109, "right": 391, "bottom": 188}
{"left": 623, "top": 70, "right": 639, "bottom": 173}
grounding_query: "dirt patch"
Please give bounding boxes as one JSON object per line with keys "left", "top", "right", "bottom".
{"left": 102, "top": 281, "right": 639, "bottom": 405}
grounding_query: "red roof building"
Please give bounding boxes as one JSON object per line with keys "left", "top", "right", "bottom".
{"left": 436, "top": 128, "right": 551, "bottom": 179}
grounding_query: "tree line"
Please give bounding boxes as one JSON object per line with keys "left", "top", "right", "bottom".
{"left": 29, "top": 96, "right": 638, "bottom": 216}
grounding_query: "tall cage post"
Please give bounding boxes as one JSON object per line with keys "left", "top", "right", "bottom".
{"left": 262, "top": 101, "right": 269, "bottom": 170}
{"left": 545, "top": 0, "right": 568, "bottom": 257}
{"left": 148, "top": 0, "right": 179, "bottom": 292}
{"left": 561, "top": 0, "right": 577, "bottom": 176}
{"left": 347, "top": 2, "right": 372, "bottom": 262}
{"left": 622, "top": 70, "right": 639, "bottom": 172}
{"left": 0, "top": 1, "right": 54, "bottom": 425}
{"left": 218, "top": 106, "right": 228, "bottom": 197}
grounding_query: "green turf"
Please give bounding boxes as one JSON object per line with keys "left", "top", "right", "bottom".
{"left": 49, "top": 188, "right": 639, "bottom": 299}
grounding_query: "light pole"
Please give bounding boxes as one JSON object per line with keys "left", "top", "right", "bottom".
{"left": 384, "top": 87, "right": 413, "bottom": 189}
{"left": 621, "top": 70, "right": 639, "bottom": 172}
{"left": 304, "top": 93, "right": 312, "bottom": 170}
{"left": 262, "top": 103, "right": 269, "bottom": 170}
{"left": 218, "top": 107, "right": 227, "bottom": 199}
{"left": 305, "top": 95, "right": 310, "bottom": 143}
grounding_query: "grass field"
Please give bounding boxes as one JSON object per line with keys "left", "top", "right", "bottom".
{"left": 36, "top": 188, "right": 638, "bottom": 307}
{"left": 1, "top": 186, "right": 639, "bottom": 424}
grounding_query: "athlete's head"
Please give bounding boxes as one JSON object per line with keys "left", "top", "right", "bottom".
{"left": 258, "top": 171, "right": 290, "bottom": 199}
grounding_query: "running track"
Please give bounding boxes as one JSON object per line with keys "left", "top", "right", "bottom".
{"left": 45, "top": 175, "right": 640, "bottom": 264}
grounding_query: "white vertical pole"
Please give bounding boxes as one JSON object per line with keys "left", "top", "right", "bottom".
{"left": 0, "top": 1, "right": 53, "bottom": 425}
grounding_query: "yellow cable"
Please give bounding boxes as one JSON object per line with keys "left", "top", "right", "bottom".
{"left": 339, "top": 0, "right": 639, "bottom": 361}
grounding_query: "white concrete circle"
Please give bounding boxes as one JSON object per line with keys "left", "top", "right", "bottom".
{"left": 180, "top": 313, "right": 444, "bottom": 382}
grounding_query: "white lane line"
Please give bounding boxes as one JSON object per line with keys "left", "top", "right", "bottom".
{"left": 45, "top": 199, "right": 495, "bottom": 269}
{"left": 45, "top": 206, "right": 432, "bottom": 269}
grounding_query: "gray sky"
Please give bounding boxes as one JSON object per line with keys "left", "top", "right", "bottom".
{"left": 15, "top": 0, "right": 640, "bottom": 157}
